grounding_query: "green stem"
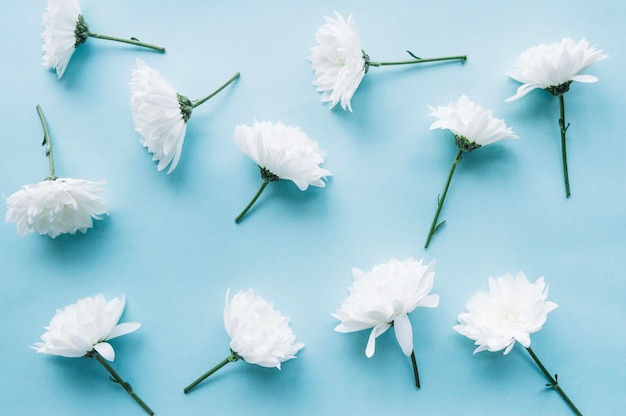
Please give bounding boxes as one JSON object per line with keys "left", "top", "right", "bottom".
{"left": 91, "top": 352, "right": 155, "bottom": 416}
{"left": 424, "top": 150, "right": 463, "bottom": 248}
{"left": 235, "top": 180, "right": 269, "bottom": 223}
{"left": 192, "top": 72, "right": 241, "bottom": 108}
{"left": 410, "top": 350, "right": 421, "bottom": 389}
{"left": 88, "top": 33, "right": 165, "bottom": 52}
{"left": 184, "top": 352, "right": 239, "bottom": 394}
{"left": 558, "top": 94, "right": 571, "bottom": 198}
{"left": 36, "top": 105, "right": 57, "bottom": 181}
{"left": 368, "top": 54, "right": 467, "bottom": 67}
{"left": 526, "top": 347, "right": 582, "bottom": 416}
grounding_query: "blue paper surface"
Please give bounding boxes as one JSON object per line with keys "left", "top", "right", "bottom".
{"left": 1, "top": 1, "right": 625, "bottom": 415}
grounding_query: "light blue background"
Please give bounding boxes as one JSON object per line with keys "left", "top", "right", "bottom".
{"left": 1, "top": 1, "right": 624, "bottom": 415}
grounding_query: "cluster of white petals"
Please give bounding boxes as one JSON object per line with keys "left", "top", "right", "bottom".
{"left": 333, "top": 258, "right": 439, "bottom": 358}
{"left": 454, "top": 271, "right": 558, "bottom": 355}
{"left": 428, "top": 95, "right": 518, "bottom": 149}
{"left": 130, "top": 58, "right": 188, "bottom": 174}
{"left": 309, "top": 12, "right": 366, "bottom": 112}
{"left": 42, "top": 0, "right": 83, "bottom": 78}
{"left": 224, "top": 289, "right": 304, "bottom": 369}
{"left": 506, "top": 38, "right": 608, "bottom": 101}
{"left": 234, "top": 121, "right": 332, "bottom": 190}
{"left": 5, "top": 178, "right": 108, "bottom": 238}
{"left": 32, "top": 294, "right": 140, "bottom": 362}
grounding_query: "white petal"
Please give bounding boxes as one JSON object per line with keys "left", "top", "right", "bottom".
{"left": 393, "top": 313, "right": 414, "bottom": 357}
{"left": 107, "top": 322, "right": 141, "bottom": 340}
{"left": 93, "top": 342, "right": 115, "bottom": 361}
{"left": 365, "top": 324, "right": 390, "bottom": 358}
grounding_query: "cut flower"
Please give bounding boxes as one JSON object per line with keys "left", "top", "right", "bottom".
{"left": 184, "top": 289, "right": 304, "bottom": 394}
{"left": 234, "top": 120, "right": 331, "bottom": 223}
{"left": 130, "top": 59, "right": 239, "bottom": 174}
{"left": 424, "top": 95, "right": 517, "bottom": 248}
{"left": 309, "top": 11, "right": 466, "bottom": 112}
{"left": 333, "top": 257, "right": 438, "bottom": 388}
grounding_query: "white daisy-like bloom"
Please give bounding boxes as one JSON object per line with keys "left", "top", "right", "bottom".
{"left": 309, "top": 12, "right": 366, "bottom": 112}
{"left": 130, "top": 58, "right": 189, "bottom": 174}
{"left": 333, "top": 258, "right": 439, "bottom": 358}
{"left": 42, "top": 0, "right": 86, "bottom": 78}
{"left": 428, "top": 95, "right": 518, "bottom": 151}
{"left": 5, "top": 178, "right": 108, "bottom": 239}
{"left": 32, "top": 294, "right": 140, "bottom": 362}
{"left": 454, "top": 271, "right": 558, "bottom": 355}
{"left": 224, "top": 289, "right": 305, "bottom": 369}
{"left": 506, "top": 38, "right": 608, "bottom": 101}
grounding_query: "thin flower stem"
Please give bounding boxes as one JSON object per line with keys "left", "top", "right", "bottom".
{"left": 235, "top": 180, "right": 269, "bottom": 223}
{"left": 526, "top": 347, "right": 582, "bottom": 416}
{"left": 424, "top": 150, "right": 463, "bottom": 248}
{"left": 36, "top": 105, "right": 57, "bottom": 181}
{"left": 410, "top": 350, "right": 421, "bottom": 389}
{"left": 92, "top": 352, "right": 155, "bottom": 416}
{"left": 88, "top": 33, "right": 165, "bottom": 52}
{"left": 368, "top": 54, "right": 467, "bottom": 67}
{"left": 558, "top": 94, "right": 571, "bottom": 198}
{"left": 184, "top": 352, "right": 239, "bottom": 394}
{"left": 192, "top": 72, "right": 241, "bottom": 108}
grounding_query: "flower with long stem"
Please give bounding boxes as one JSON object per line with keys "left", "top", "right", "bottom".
{"left": 310, "top": 11, "right": 466, "bottom": 112}
{"left": 131, "top": 58, "right": 240, "bottom": 173}
{"left": 5, "top": 105, "right": 108, "bottom": 238}
{"left": 333, "top": 258, "right": 439, "bottom": 389}
{"left": 42, "top": 0, "right": 165, "bottom": 78}
{"left": 454, "top": 272, "right": 581, "bottom": 415}
{"left": 32, "top": 294, "right": 153, "bottom": 415}
{"left": 424, "top": 95, "right": 517, "bottom": 248}
{"left": 234, "top": 121, "right": 331, "bottom": 223}
{"left": 506, "top": 38, "right": 608, "bottom": 198}
{"left": 184, "top": 289, "right": 304, "bottom": 394}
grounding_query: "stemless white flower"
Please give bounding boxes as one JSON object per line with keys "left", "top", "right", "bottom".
{"left": 5, "top": 178, "right": 108, "bottom": 238}
{"left": 42, "top": 0, "right": 83, "bottom": 78}
{"left": 505, "top": 38, "right": 608, "bottom": 101}
{"left": 454, "top": 271, "right": 558, "bottom": 355}
{"left": 32, "top": 294, "right": 140, "bottom": 362}
{"left": 310, "top": 12, "right": 365, "bottom": 112}
{"left": 233, "top": 120, "right": 332, "bottom": 222}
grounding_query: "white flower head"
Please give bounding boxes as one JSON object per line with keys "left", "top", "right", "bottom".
{"left": 333, "top": 258, "right": 439, "bottom": 358}
{"left": 224, "top": 289, "right": 304, "bottom": 369}
{"left": 454, "top": 271, "right": 558, "bottom": 355}
{"left": 32, "top": 294, "right": 140, "bottom": 362}
{"left": 428, "top": 95, "right": 518, "bottom": 151}
{"left": 310, "top": 12, "right": 366, "bottom": 112}
{"left": 42, "top": 0, "right": 86, "bottom": 78}
{"left": 5, "top": 178, "right": 108, "bottom": 238}
{"left": 506, "top": 38, "right": 608, "bottom": 101}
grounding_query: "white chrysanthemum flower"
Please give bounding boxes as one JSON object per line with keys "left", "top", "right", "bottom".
{"left": 224, "top": 289, "right": 305, "bottom": 369}
{"left": 333, "top": 258, "right": 439, "bottom": 358}
{"left": 454, "top": 271, "right": 558, "bottom": 355}
{"left": 506, "top": 38, "right": 608, "bottom": 101}
{"left": 234, "top": 121, "right": 331, "bottom": 222}
{"left": 428, "top": 95, "right": 518, "bottom": 151}
{"left": 32, "top": 294, "right": 140, "bottom": 362}
{"left": 42, "top": 0, "right": 84, "bottom": 78}
{"left": 5, "top": 178, "right": 108, "bottom": 239}
{"left": 309, "top": 12, "right": 365, "bottom": 112}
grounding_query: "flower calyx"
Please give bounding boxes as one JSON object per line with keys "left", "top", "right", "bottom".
{"left": 362, "top": 50, "right": 371, "bottom": 73}
{"left": 454, "top": 135, "right": 481, "bottom": 152}
{"left": 74, "top": 15, "right": 90, "bottom": 47}
{"left": 259, "top": 166, "right": 280, "bottom": 183}
{"left": 177, "top": 94, "right": 193, "bottom": 123}
{"left": 545, "top": 81, "right": 573, "bottom": 96}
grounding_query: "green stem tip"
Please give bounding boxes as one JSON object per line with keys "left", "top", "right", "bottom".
{"left": 184, "top": 352, "right": 239, "bottom": 394}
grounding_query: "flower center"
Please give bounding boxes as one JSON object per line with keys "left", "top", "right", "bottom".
{"left": 545, "top": 81, "right": 572, "bottom": 96}
{"left": 74, "top": 15, "right": 90, "bottom": 47}
{"left": 177, "top": 94, "right": 193, "bottom": 123}
{"left": 259, "top": 166, "right": 280, "bottom": 182}
{"left": 454, "top": 135, "right": 481, "bottom": 152}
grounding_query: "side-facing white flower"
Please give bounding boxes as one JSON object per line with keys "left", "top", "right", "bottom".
{"left": 333, "top": 257, "right": 438, "bottom": 358}
{"left": 454, "top": 271, "right": 557, "bottom": 355}
{"left": 233, "top": 120, "right": 332, "bottom": 222}
{"left": 5, "top": 178, "right": 108, "bottom": 238}
{"left": 505, "top": 38, "right": 608, "bottom": 101}
{"left": 131, "top": 59, "right": 240, "bottom": 174}
{"left": 32, "top": 294, "right": 140, "bottom": 362}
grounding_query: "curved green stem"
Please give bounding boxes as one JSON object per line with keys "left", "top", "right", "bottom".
{"left": 88, "top": 33, "right": 165, "bottom": 52}
{"left": 368, "top": 53, "right": 466, "bottom": 67}
{"left": 558, "top": 94, "right": 571, "bottom": 198}
{"left": 36, "top": 105, "right": 57, "bottom": 181}
{"left": 90, "top": 351, "right": 155, "bottom": 415}
{"left": 184, "top": 352, "right": 239, "bottom": 394}
{"left": 526, "top": 347, "right": 582, "bottom": 416}
{"left": 192, "top": 72, "right": 241, "bottom": 108}
{"left": 424, "top": 150, "right": 463, "bottom": 248}
{"left": 410, "top": 350, "right": 421, "bottom": 389}
{"left": 235, "top": 180, "right": 269, "bottom": 223}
